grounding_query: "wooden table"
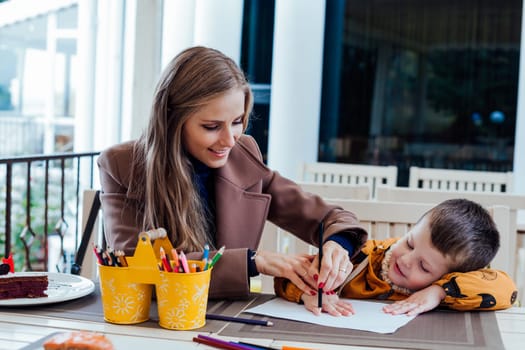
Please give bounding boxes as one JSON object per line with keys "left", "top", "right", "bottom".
{"left": 0, "top": 300, "right": 523, "bottom": 350}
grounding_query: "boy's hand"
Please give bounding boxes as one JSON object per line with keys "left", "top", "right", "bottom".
{"left": 300, "top": 292, "right": 355, "bottom": 316}
{"left": 383, "top": 285, "right": 446, "bottom": 316}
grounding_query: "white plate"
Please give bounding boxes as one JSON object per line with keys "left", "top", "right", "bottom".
{"left": 0, "top": 272, "right": 95, "bottom": 306}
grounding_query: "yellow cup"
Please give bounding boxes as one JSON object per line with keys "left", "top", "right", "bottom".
{"left": 98, "top": 264, "right": 153, "bottom": 324}
{"left": 156, "top": 260, "right": 211, "bottom": 330}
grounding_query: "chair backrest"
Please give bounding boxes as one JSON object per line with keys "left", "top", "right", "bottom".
{"left": 298, "top": 182, "right": 371, "bottom": 200}
{"left": 299, "top": 162, "right": 397, "bottom": 198}
{"left": 408, "top": 166, "right": 514, "bottom": 193}
{"left": 377, "top": 186, "right": 521, "bottom": 279}
{"left": 73, "top": 189, "right": 103, "bottom": 280}
{"left": 257, "top": 199, "right": 509, "bottom": 294}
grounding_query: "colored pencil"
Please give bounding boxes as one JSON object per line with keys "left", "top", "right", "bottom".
{"left": 206, "top": 245, "right": 225, "bottom": 270}
{"left": 202, "top": 243, "right": 210, "bottom": 264}
{"left": 206, "top": 313, "right": 274, "bottom": 327}
{"left": 193, "top": 335, "right": 254, "bottom": 350}
{"left": 159, "top": 247, "right": 172, "bottom": 272}
{"left": 179, "top": 250, "right": 190, "bottom": 273}
{"left": 236, "top": 341, "right": 278, "bottom": 350}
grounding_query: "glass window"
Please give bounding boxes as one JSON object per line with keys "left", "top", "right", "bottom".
{"left": 240, "top": 0, "right": 275, "bottom": 163}
{"left": 320, "top": 0, "right": 521, "bottom": 185}
{"left": 0, "top": 3, "right": 77, "bottom": 155}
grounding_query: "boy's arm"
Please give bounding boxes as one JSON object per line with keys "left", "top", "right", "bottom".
{"left": 433, "top": 269, "right": 518, "bottom": 311}
{"left": 274, "top": 277, "right": 304, "bottom": 303}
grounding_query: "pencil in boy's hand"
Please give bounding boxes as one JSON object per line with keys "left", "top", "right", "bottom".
{"left": 318, "top": 222, "right": 324, "bottom": 309}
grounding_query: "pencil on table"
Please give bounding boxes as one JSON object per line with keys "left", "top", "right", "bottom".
{"left": 205, "top": 313, "right": 274, "bottom": 327}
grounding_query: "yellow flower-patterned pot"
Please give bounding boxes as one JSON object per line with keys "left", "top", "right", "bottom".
{"left": 98, "top": 264, "right": 153, "bottom": 324}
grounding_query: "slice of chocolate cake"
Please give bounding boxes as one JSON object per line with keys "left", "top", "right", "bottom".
{"left": 0, "top": 273, "right": 49, "bottom": 299}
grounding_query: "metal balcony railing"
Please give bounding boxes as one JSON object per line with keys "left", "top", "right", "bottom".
{"left": 1, "top": 151, "right": 100, "bottom": 272}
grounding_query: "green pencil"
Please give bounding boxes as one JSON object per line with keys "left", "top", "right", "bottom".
{"left": 206, "top": 245, "right": 225, "bottom": 270}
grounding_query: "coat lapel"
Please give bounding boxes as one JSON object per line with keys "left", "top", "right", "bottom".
{"left": 214, "top": 138, "right": 271, "bottom": 249}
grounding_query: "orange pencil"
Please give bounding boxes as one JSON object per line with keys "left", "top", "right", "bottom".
{"left": 190, "top": 263, "right": 197, "bottom": 273}
{"left": 170, "top": 248, "right": 180, "bottom": 271}
{"left": 117, "top": 250, "right": 128, "bottom": 267}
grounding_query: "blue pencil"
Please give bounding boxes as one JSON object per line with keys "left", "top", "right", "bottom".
{"left": 202, "top": 243, "right": 210, "bottom": 265}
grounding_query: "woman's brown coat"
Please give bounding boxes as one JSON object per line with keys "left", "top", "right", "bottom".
{"left": 97, "top": 135, "right": 367, "bottom": 299}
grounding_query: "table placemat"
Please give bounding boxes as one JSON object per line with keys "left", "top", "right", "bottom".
{"left": 0, "top": 285, "right": 259, "bottom": 333}
{"left": 219, "top": 295, "right": 504, "bottom": 350}
{"left": 1, "top": 287, "right": 504, "bottom": 350}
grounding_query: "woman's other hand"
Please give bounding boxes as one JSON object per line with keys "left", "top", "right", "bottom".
{"left": 255, "top": 250, "right": 318, "bottom": 296}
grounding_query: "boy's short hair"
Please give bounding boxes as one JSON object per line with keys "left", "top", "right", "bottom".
{"left": 424, "top": 198, "right": 499, "bottom": 272}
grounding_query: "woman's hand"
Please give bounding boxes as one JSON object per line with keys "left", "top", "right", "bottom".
{"left": 382, "top": 285, "right": 446, "bottom": 316}
{"left": 255, "top": 250, "right": 318, "bottom": 296}
{"left": 301, "top": 291, "right": 354, "bottom": 316}
{"left": 311, "top": 240, "right": 353, "bottom": 293}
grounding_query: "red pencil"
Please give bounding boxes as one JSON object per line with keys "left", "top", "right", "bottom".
{"left": 160, "top": 247, "right": 172, "bottom": 272}
{"left": 92, "top": 245, "right": 104, "bottom": 265}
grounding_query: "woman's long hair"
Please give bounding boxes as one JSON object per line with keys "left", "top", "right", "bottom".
{"left": 134, "top": 46, "right": 253, "bottom": 251}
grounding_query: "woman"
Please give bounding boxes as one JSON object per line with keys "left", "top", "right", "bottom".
{"left": 97, "top": 46, "right": 367, "bottom": 299}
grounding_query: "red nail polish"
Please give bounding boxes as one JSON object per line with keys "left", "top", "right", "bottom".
{"left": 310, "top": 290, "right": 316, "bottom": 296}
{"left": 318, "top": 282, "right": 325, "bottom": 289}
{"left": 313, "top": 274, "right": 318, "bottom": 281}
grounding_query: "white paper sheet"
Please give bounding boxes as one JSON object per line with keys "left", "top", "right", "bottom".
{"left": 245, "top": 298, "right": 416, "bottom": 334}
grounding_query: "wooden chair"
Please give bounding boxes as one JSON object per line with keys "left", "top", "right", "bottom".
{"left": 408, "top": 166, "right": 514, "bottom": 193}
{"left": 298, "top": 182, "right": 371, "bottom": 200}
{"left": 299, "top": 162, "right": 397, "bottom": 198}
{"left": 72, "top": 189, "right": 103, "bottom": 281}
{"left": 377, "top": 186, "right": 523, "bottom": 280}
{"left": 256, "top": 199, "right": 509, "bottom": 294}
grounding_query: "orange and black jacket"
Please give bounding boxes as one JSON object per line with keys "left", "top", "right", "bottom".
{"left": 275, "top": 238, "right": 518, "bottom": 311}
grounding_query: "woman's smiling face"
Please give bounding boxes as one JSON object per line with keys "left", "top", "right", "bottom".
{"left": 387, "top": 216, "right": 453, "bottom": 291}
{"left": 182, "top": 88, "right": 245, "bottom": 168}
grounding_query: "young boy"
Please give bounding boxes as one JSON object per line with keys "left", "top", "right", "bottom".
{"left": 274, "top": 199, "right": 518, "bottom": 316}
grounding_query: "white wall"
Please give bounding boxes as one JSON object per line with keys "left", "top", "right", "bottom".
{"left": 267, "top": 0, "right": 326, "bottom": 180}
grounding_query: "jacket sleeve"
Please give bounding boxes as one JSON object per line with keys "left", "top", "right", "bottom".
{"left": 434, "top": 269, "right": 518, "bottom": 311}
{"left": 274, "top": 277, "right": 304, "bottom": 303}
{"left": 236, "top": 135, "right": 368, "bottom": 256}
{"left": 97, "top": 144, "right": 144, "bottom": 255}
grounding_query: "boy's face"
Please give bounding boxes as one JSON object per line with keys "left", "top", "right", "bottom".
{"left": 387, "top": 216, "right": 453, "bottom": 291}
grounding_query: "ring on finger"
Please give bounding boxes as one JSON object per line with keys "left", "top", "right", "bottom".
{"left": 339, "top": 268, "right": 347, "bottom": 273}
